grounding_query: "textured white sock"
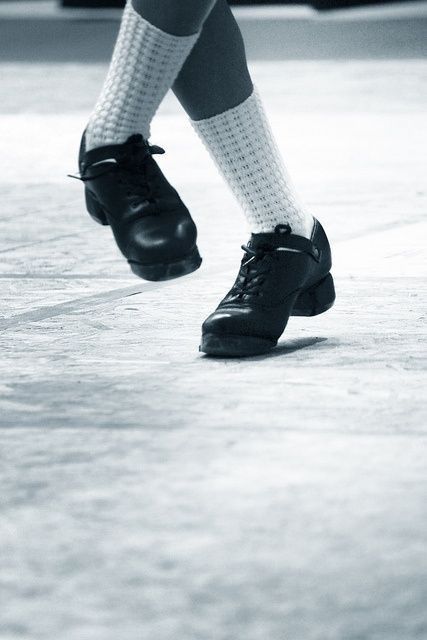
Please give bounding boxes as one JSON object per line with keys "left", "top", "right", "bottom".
{"left": 191, "top": 86, "right": 314, "bottom": 238}
{"left": 86, "top": 0, "right": 199, "bottom": 150}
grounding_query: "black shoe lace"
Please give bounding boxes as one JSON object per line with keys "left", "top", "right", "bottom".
{"left": 68, "top": 139, "right": 165, "bottom": 203}
{"left": 233, "top": 244, "right": 275, "bottom": 298}
{"left": 115, "top": 141, "right": 165, "bottom": 202}
{"left": 233, "top": 224, "right": 294, "bottom": 298}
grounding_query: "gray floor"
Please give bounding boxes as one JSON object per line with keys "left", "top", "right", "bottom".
{"left": 1, "top": 4, "right": 427, "bottom": 639}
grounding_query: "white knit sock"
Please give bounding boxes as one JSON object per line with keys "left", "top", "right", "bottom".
{"left": 86, "top": 0, "right": 199, "bottom": 150}
{"left": 191, "top": 86, "right": 314, "bottom": 238}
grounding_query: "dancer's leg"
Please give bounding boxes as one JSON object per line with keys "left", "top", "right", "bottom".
{"left": 173, "top": 0, "right": 313, "bottom": 238}
{"left": 79, "top": 0, "right": 218, "bottom": 281}
{"left": 172, "top": 0, "right": 253, "bottom": 119}
{"left": 86, "top": 0, "right": 216, "bottom": 150}
{"left": 132, "top": 0, "right": 217, "bottom": 36}
{"left": 169, "top": 1, "right": 334, "bottom": 356}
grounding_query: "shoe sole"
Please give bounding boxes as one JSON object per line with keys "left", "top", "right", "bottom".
{"left": 200, "top": 273, "right": 336, "bottom": 357}
{"left": 129, "top": 248, "right": 202, "bottom": 282}
{"left": 200, "top": 333, "right": 276, "bottom": 358}
{"left": 85, "top": 189, "right": 202, "bottom": 282}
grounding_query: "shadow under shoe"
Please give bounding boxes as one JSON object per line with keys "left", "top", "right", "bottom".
{"left": 73, "top": 132, "right": 202, "bottom": 281}
{"left": 200, "top": 220, "right": 335, "bottom": 357}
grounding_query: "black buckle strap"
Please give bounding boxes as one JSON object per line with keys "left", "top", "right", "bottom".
{"left": 251, "top": 231, "right": 321, "bottom": 262}
{"left": 80, "top": 135, "right": 165, "bottom": 170}
{"left": 275, "top": 234, "right": 321, "bottom": 262}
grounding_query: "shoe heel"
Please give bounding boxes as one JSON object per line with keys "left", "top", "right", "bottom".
{"left": 292, "top": 273, "right": 335, "bottom": 317}
{"left": 85, "top": 189, "right": 109, "bottom": 226}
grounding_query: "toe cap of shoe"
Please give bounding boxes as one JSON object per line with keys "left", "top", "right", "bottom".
{"left": 125, "top": 211, "right": 198, "bottom": 263}
{"left": 202, "top": 306, "right": 269, "bottom": 339}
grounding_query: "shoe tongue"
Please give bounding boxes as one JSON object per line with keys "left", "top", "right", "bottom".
{"left": 125, "top": 134, "right": 145, "bottom": 145}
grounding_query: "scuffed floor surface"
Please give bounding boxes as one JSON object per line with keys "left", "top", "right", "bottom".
{"left": 1, "top": 7, "right": 427, "bottom": 640}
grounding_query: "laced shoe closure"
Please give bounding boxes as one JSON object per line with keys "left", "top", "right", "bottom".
{"left": 102, "top": 138, "right": 166, "bottom": 208}
{"left": 200, "top": 219, "right": 335, "bottom": 357}
{"left": 71, "top": 134, "right": 166, "bottom": 214}
{"left": 230, "top": 224, "right": 322, "bottom": 302}
{"left": 71, "top": 132, "right": 201, "bottom": 282}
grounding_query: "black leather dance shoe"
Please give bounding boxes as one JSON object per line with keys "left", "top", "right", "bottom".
{"left": 200, "top": 219, "right": 335, "bottom": 357}
{"left": 73, "top": 132, "right": 202, "bottom": 281}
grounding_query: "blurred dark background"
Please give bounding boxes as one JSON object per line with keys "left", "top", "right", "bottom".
{"left": 60, "top": 0, "right": 417, "bottom": 11}
{"left": 2, "top": 0, "right": 425, "bottom": 63}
